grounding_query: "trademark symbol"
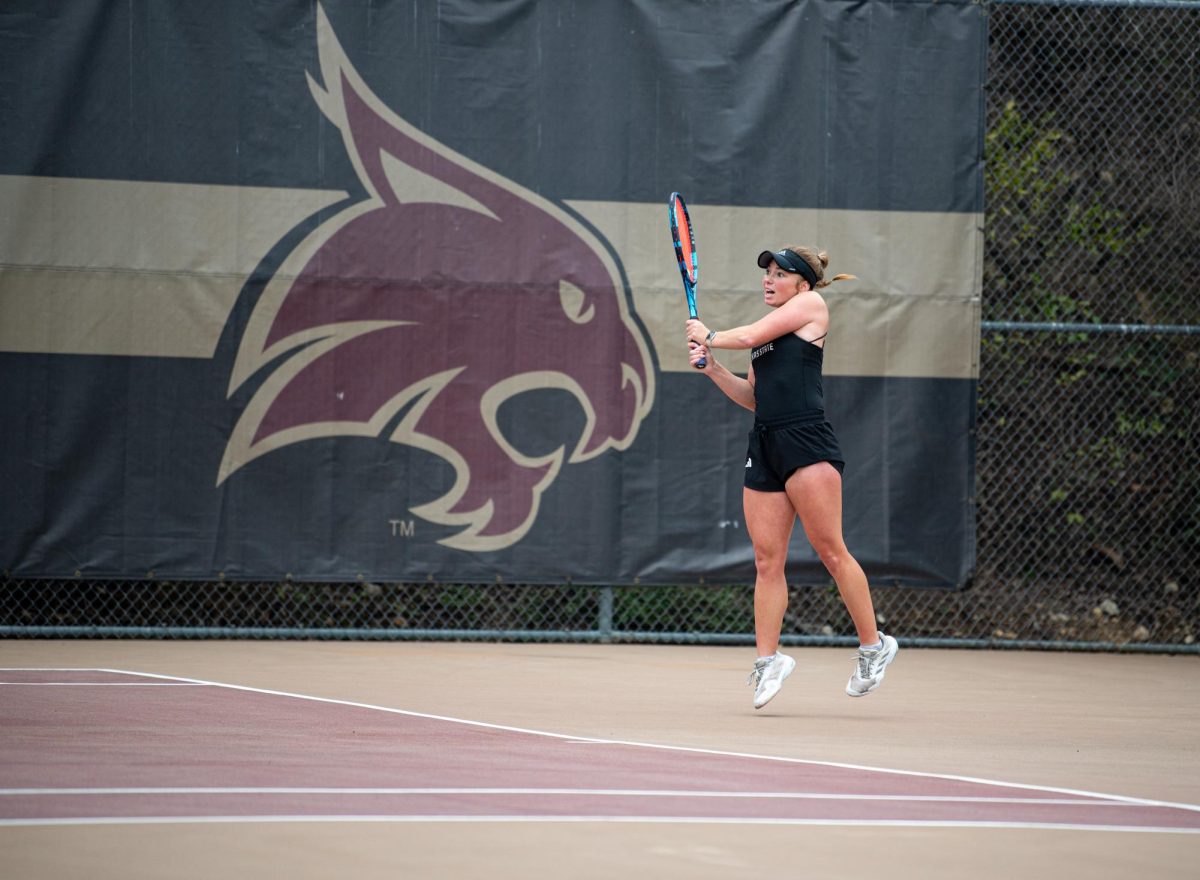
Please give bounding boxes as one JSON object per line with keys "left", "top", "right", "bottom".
{"left": 389, "top": 519, "right": 415, "bottom": 537}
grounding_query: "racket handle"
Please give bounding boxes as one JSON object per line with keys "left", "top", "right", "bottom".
{"left": 689, "top": 342, "right": 707, "bottom": 370}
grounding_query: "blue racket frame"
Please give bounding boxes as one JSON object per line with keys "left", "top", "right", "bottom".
{"left": 668, "top": 192, "right": 705, "bottom": 368}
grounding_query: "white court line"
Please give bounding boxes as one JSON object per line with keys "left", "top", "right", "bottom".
{"left": 9, "top": 667, "right": 1200, "bottom": 831}
{"left": 0, "top": 668, "right": 207, "bottom": 686}
{"left": 0, "top": 814, "right": 1196, "bottom": 833}
{"left": 0, "top": 682, "right": 209, "bottom": 686}
{"left": 0, "top": 787, "right": 1131, "bottom": 805}
{"left": 87, "top": 667, "right": 1200, "bottom": 816}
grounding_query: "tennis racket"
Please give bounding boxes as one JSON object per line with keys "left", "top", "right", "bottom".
{"left": 668, "top": 192, "right": 705, "bottom": 369}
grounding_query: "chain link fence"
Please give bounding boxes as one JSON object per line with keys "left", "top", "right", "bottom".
{"left": 4, "top": 0, "right": 1198, "bottom": 650}
{"left": 973, "top": 0, "right": 1200, "bottom": 652}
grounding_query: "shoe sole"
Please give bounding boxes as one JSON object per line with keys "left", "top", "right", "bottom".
{"left": 754, "top": 654, "right": 796, "bottom": 709}
{"left": 845, "top": 636, "right": 898, "bottom": 698}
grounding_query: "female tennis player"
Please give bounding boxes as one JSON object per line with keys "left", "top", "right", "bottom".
{"left": 685, "top": 246, "right": 898, "bottom": 709}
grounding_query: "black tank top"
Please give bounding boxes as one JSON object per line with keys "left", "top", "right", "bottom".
{"left": 751, "top": 332, "right": 827, "bottom": 423}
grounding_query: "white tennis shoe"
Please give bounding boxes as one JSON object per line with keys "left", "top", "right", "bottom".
{"left": 747, "top": 651, "right": 796, "bottom": 709}
{"left": 846, "top": 633, "right": 899, "bottom": 697}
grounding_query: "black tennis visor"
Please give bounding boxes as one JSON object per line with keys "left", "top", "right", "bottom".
{"left": 757, "top": 249, "right": 819, "bottom": 287}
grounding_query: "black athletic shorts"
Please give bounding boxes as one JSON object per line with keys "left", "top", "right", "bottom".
{"left": 744, "top": 414, "right": 845, "bottom": 492}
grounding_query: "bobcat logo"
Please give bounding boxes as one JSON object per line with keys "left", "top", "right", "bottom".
{"left": 219, "top": 5, "right": 655, "bottom": 551}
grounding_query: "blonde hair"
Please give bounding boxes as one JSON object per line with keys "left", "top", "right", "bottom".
{"left": 785, "top": 245, "right": 856, "bottom": 290}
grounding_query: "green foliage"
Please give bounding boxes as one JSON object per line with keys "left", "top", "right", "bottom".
{"left": 1066, "top": 202, "right": 1151, "bottom": 257}
{"left": 984, "top": 101, "right": 1151, "bottom": 323}
{"left": 980, "top": 95, "right": 1195, "bottom": 609}
{"left": 986, "top": 101, "right": 1071, "bottom": 246}
{"left": 613, "top": 585, "right": 752, "bottom": 633}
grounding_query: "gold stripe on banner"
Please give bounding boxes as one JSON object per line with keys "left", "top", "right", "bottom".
{"left": 0, "top": 177, "right": 980, "bottom": 378}
{"left": 570, "top": 201, "right": 983, "bottom": 379}
{"left": 0, "top": 175, "right": 346, "bottom": 358}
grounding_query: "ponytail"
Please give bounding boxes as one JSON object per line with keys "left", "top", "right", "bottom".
{"left": 786, "top": 246, "right": 856, "bottom": 290}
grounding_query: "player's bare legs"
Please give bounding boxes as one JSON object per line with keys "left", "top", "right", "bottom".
{"left": 743, "top": 487, "right": 797, "bottom": 656}
{"left": 785, "top": 462, "right": 879, "bottom": 644}
{"left": 787, "top": 462, "right": 897, "bottom": 695}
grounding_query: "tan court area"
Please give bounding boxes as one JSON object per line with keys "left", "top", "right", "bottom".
{"left": 1, "top": 639, "right": 1197, "bottom": 879}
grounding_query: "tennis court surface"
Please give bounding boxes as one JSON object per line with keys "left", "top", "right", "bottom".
{"left": 2, "top": 640, "right": 1197, "bottom": 878}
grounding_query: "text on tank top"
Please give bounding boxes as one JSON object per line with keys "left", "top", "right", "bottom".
{"left": 751, "top": 332, "right": 827, "bottom": 423}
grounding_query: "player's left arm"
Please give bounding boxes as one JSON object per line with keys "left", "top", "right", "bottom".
{"left": 701, "top": 291, "right": 827, "bottom": 350}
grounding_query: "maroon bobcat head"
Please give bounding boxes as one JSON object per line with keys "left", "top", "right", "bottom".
{"left": 219, "top": 5, "right": 654, "bottom": 551}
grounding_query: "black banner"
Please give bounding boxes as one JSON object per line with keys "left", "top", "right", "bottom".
{"left": 0, "top": 0, "right": 983, "bottom": 586}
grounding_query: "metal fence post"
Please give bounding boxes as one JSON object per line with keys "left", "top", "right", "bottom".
{"left": 597, "top": 586, "right": 614, "bottom": 643}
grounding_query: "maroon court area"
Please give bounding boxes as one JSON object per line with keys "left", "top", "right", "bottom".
{"left": 2, "top": 669, "right": 1198, "bottom": 831}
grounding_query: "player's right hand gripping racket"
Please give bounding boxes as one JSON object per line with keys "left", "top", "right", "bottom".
{"left": 668, "top": 192, "right": 705, "bottom": 369}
